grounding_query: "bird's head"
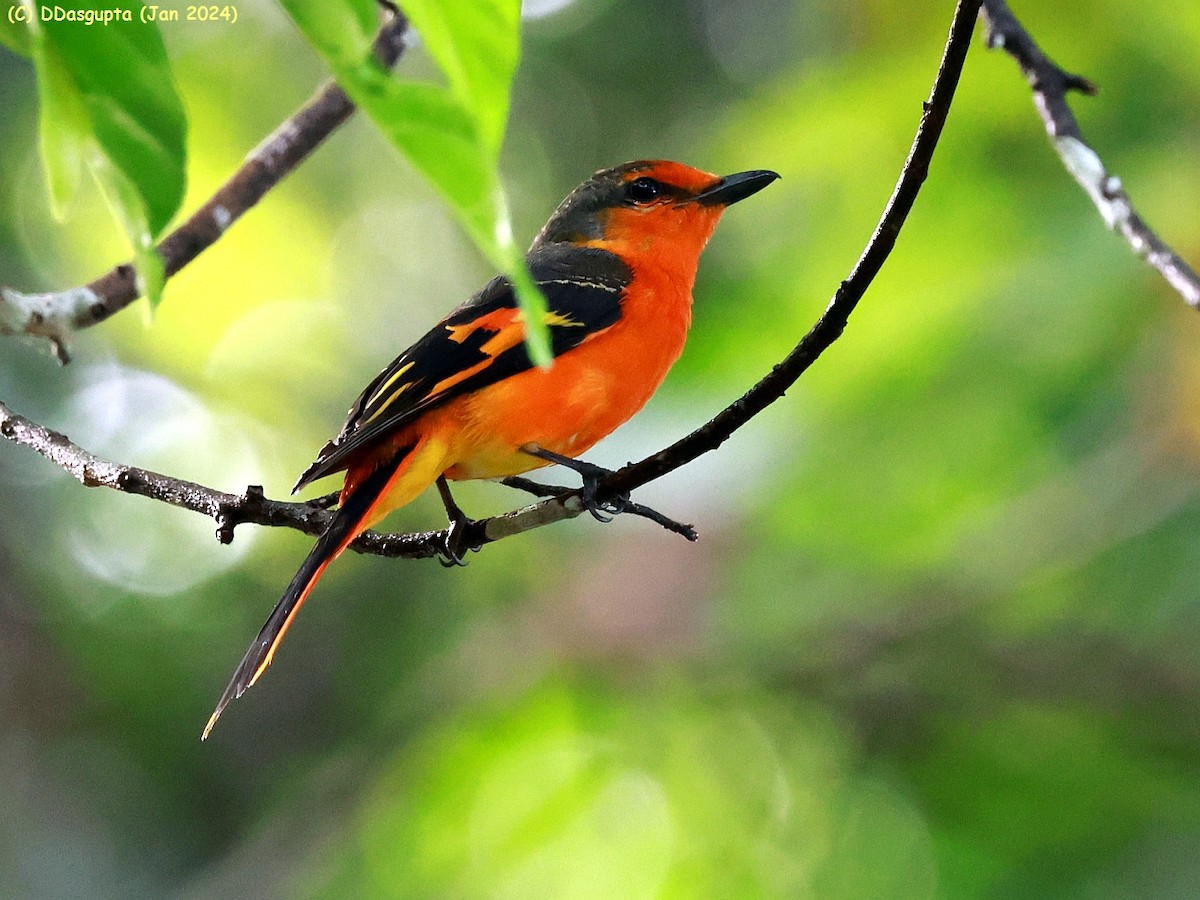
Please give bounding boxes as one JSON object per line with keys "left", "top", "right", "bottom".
{"left": 532, "top": 160, "right": 779, "bottom": 268}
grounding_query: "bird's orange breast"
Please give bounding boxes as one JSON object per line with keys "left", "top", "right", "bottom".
{"left": 442, "top": 263, "right": 694, "bottom": 481}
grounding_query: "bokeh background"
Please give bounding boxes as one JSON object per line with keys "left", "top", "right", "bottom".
{"left": 3, "top": 1, "right": 1200, "bottom": 896}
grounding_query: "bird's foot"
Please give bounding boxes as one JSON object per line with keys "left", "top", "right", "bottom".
{"left": 520, "top": 445, "right": 630, "bottom": 523}
{"left": 503, "top": 474, "right": 697, "bottom": 540}
{"left": 435, "top": 475, "right": 479, "bottom": 567}
{"left": 437, "top": 513, "right": 475, "bottom": 567}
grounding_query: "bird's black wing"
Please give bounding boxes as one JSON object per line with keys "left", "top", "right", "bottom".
{"left": 293, "top": 244, "right": 631, "bottom": 492}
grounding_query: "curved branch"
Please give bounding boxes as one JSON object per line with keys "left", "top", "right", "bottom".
{"left": 0, "top": 0, "right": 980, "bottom": 561}
{"left": 980, "top": 0, "right": 1200, "bottom": 308}
{"left": 584, "top": 0, "right": 982, "bottom": 504}
{"left": 421, "top": 0, "right": 979, "bottom": 552}
{"left": 0, "top": 11, "right": 410, "bottom": 362}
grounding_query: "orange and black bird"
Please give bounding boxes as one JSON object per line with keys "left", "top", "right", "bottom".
{"left": 202, "top": 160, "right": 778, "bottom": 738}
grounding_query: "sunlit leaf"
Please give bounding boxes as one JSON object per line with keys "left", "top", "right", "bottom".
{"left": 36, "top": 2, "right": 187, "bottom": 235}
{"left": 276, "top": 0, "right": 376, "bottom": 68}
{"left": 89, "top": 150, "right": 164, "bottom": 319}
{"left": 399, "top": 0, "right": 521, "bottom": 156}
{"left": 509, "top": 260, "right": 551, "bottom": 366}
{"left": 26, "top": 0, "right": 186, "bottom": 309}
{"left": 351, "top": 75, "right": 492, "bottom": 228}
{"left": 34, "top": 43, "right": 87, "bottom": 216}
{"left": 280, "top": 0, "right": 550, "bottom": 365}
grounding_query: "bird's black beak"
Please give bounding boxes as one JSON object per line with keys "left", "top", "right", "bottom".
{"left": 695, "top": 169, "right": 780, "bottom": 207}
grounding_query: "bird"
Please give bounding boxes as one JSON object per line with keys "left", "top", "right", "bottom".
{"left": 202, "top": 160, "right": 779, "bottom": 739}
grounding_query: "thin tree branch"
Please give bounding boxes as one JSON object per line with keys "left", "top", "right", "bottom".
{"left": 501, "top": 475, "right": 699, "bottom": 541}
{"left": 575, "top": 0, "right": 983, "bottom": 508}
{"left": 0, "top": 10, "right": 410, "bottom": 363}
{"left": 0, "top": 394, "right": 644, "bottom": 557}
{"left": 0, "top": 399, "right": 444, "bottom": 558}
{"left": 980, "top": 0, "right": 1200, "bottom": 308}
{"left": 0, "top": 0, "right": 979, "bottom": 561}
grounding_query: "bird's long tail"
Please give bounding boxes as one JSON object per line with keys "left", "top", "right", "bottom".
{"left": 202, "top": 442, "right": 417, "bottom": 740}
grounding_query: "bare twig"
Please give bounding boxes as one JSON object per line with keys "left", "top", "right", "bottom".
{"left": 0, "top": 11, "right": 410, "bottom": 362}
{"left": 0, "top": 0, "right": 979, "bottom": 561}
{"left": 980, "top": 0, "right": 1200, "bottom": 308}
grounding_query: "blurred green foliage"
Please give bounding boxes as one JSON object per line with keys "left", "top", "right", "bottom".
{"left": 2, "top": 1, "right": 1200, "bottom": 897}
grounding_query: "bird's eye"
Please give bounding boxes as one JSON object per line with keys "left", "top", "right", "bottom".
{"left": 625, "top": 177, "right": 664, "bottom": 204}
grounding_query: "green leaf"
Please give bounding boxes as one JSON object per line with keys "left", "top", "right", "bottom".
{"left": 27, "top": 0, "right": 186, "bottom": 310}
{"left": 89, "top": 147, "right": 165, "bottom": 315}
{"left": 509, "top": 259, "right": 551, "bottom": 367}
{"left": 280, "top": 0, "right": 550, "bottom": 364}
{"left": 35, "top": 43, "right": 88, "bottom": 216}
{"left": 36, "top": 2, "right": 187, "bottom": 234}
{"left": 276, "top": 0, "right": 376, "bottom": 68}
{"left": 352, "top": 75, "right": 493, "bottom": 231}
{"left": 399, "top": 0, "right": 521, "bottom": 157}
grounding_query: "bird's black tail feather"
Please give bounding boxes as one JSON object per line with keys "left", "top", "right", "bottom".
{"left": 202, "top": 444, "right": 415, "bottom": 739}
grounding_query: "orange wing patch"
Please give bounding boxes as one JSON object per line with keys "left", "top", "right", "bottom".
{"left": 447, "top": 307, "right": 519, "bottom": 342}
{"left": 431, "top": 309, "right": 583, "bottom": 395}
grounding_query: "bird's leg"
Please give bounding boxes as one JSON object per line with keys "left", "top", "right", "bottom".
{"left": 435, "top": 475, "right": 476, "bottom": 567}
{"left": 502, "top": 475, "right": 699, "bottom": 541}
{"left": 520, "top": 445, "right": 630, "bottom": 523}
